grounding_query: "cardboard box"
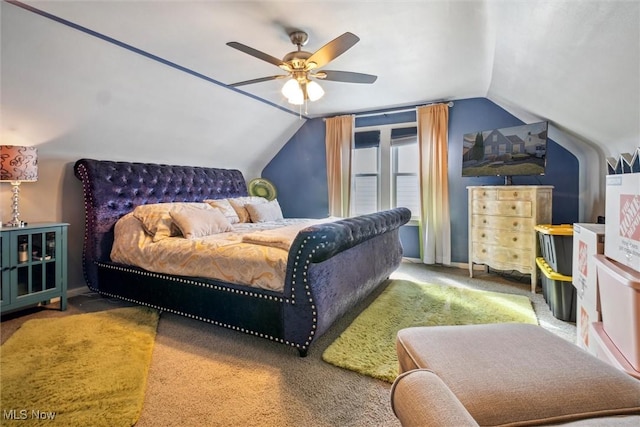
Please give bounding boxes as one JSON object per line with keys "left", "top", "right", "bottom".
{"left": 605, "top": 173, "right": 640, "bottom": 273}
{"left": 572, "top": 223, "right": 605, "bottom": 354}
{"left": 594, "top": 254, "right": 640, "bottom": 371}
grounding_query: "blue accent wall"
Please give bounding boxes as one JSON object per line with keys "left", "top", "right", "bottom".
{"left": 262, "top": 97, "right": 579, "bottom": 263}
{"left": 262, "top": 118, "right": 329, "bottom": 218}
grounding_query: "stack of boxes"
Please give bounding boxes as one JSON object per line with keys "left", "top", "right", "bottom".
{"left": 591, "top": 172, "right": 640, "bottom": 379}
{"left": 535, "top": 224, "right": 576, "bottom": 322}
{"left": 571, "top": 224, "right": 605, "bottom": 353}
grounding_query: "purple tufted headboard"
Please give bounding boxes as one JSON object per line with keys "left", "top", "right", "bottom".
{"left": 73, "top": 158, "right": 248, "bottom": 290}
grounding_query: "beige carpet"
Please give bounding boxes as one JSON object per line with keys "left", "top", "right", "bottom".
{"left": 322, "top": 280, "right": 538, "bottom": 383}
{"left": 1, "top": 307, "right": 158, "bottom": 427}
{"left": 0, "top": 262, "right": 576, "bottom": 427}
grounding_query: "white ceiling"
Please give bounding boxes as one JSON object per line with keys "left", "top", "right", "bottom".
{"left": 10, "top": 0, "right": 640, "bottom": 158}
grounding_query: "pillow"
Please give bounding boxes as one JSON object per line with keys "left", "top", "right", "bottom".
{"left": 170, "top": 206, "right": 233, "bottom": 239}
{"left": 228, "top": 196, "right": 268, "bottom": 223}
{"left": 246, "top": 199, "right": 284, "bottom": 223}
{"left": 204, "top": 198, "right": 240, "bottom": 224}
{"left": 132, "top": 202, "right": 211, "bottom": 242}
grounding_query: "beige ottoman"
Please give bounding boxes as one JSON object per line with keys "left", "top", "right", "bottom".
{"left": 391, "top": 323, "right": 640, "bottom": 426}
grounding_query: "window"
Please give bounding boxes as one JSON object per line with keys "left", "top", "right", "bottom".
{"left": 352, "top": 124, "right": 420, "bottom": 219}
{"left": 392, "top": 129, "right": 420, "bottom": 218}
{"left": 353, "top": 131, "right": 380, "bottom": 215}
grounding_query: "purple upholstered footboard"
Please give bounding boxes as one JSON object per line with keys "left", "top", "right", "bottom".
{"left": 74, "top": 158, "right": 410, "bottom": 356}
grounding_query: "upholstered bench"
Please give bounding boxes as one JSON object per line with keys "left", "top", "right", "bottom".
{"left": 391, "top": 323, "right": 640, "bottom": 426}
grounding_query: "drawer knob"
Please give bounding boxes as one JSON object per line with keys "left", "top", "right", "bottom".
{"left": 511, "top": 205, "right": 516, "bottom": 210}
{"left": 513, "top": 254, "right": 518, "bottom": 259}
{"left": 513, "top": 222, "right": 518, "bottom": 227}
{"left": 481, "top": 233, "right": 486, "bottom": 238}
{"left": 512, "top": 237, "right": 518, "bottom": 242}
{"left": 482, "top": 205, "right": 486, "bottom": 210}
{"left": 513, "top": 192, "right": 518, "bottom": 197}
{"left": 482, "top": 249, "right": 486, "bottom": 253}
{"left": 483, "top": 219, "right": 487, "bottom": 224}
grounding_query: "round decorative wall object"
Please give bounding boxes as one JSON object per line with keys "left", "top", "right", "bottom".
{"left": 248, "top": 178, "right": 277, "bottom": 201}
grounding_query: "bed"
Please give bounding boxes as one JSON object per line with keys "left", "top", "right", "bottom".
{"left": 74, "top": 158, "right": 411, "bottom": 356}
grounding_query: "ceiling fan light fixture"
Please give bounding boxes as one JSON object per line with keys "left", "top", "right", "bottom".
{"left": 282, "top": 79, "right": 304, "bottom": 105}
{"left": 306, "top": 80, "right": 324, "bottom": 101}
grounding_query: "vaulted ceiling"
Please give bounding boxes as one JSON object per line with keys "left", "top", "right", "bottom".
{"left": 3, "top": 0, "right": 639, "bottom": 174}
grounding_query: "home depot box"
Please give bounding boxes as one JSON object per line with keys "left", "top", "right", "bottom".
{"left": 605, "top": 173, "right": 640, "bottom": 273}
{"left": 594, "top": 254, "right": 640, "bottom": 371}
{"left": 572, "top": 223, "right": 605, "bottom": 354}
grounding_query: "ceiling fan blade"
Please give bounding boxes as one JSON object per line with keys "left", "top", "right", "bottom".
{"left": 314, "top": 70, "right": 377, "bottom": 84}
{"left": 307, "top": 32, "right": 360, "bottom": 69}
{"left": 228, "top": 75, "right": 289, "bottom": 87}
{"left": 226, "top": 42, "right": 287, "bottom": 69}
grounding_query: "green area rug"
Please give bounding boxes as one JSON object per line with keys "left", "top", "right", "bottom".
{"left": 322, "top": 280, "right": 537, "bottom": 383}
{"left": 1, "top": 307, "right": 159, "bottom": 427}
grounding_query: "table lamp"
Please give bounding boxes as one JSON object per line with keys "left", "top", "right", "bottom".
{"left": 0, "top": 145, "right": 38, "bottom": 227}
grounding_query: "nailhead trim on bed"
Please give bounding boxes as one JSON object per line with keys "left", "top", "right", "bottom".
{"left": 76, "top": 163, "right": 97, "bottom": 292}
{"left": 94, "top": 261, "right": 313, "bottom": 350}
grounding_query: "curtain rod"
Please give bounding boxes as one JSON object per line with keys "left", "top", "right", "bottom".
{"left": 328, "top": 101, "right": 455, "bottom": 120}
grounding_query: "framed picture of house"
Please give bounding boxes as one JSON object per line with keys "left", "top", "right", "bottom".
{"left": 462, "top": 121, "right": 548, "bottom": 178}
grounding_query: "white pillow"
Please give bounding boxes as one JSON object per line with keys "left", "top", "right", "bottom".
{"left": 170, "top": 206, "right": 233, "bottom": 239}
{"left": 245, "top": 199, "right": 284, "bottom": 223}
{"left": 228, "top": 196, "right": 268, "bottom": 223}
{"left": 133, "top": 202, "right": 211, "bottom": 242}
{"left": 204, "top": 198, "right": 240, "bottom": 224}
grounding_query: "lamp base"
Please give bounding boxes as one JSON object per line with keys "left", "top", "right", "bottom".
{"left": 4, "top": 181, "right": 25, "bottom": 227}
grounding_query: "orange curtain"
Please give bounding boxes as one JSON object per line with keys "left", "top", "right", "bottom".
{"left": 417, "top": 104, "right": 451, "bottom": 265}
{"left": 325, "top": 115, "right": 354, "bottom": 217}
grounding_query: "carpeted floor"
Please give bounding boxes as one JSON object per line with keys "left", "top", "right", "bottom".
{"left": 0, "top": 261, "right": 576, "bottom": 426}
{"left": 322, "top": 280, "right": 538, "bottom": 382}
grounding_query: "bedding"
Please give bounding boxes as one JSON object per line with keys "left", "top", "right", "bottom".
{"left": 74, "top": 158, "right": 411, "bottom": 356}
{"left": 111, "top": 210, "right": 330, "bottom": 291}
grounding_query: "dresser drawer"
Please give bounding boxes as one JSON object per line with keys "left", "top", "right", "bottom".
{"left": 471, "top": 227, "right": 534, "bottom": 250}
{"left": 472, "top": 215, "right": 535, "bottom": 232}
{"left": 471, "top": 200, "right": 533, "bottom": 217}
{"left": 496, "top": 188, "right": 536, "bottom": 201}
{"left": 472, "top": 243, "right": 533, "bottom": 269}
{"left": 470, "top": 188, "right": 498, "bottom": 201}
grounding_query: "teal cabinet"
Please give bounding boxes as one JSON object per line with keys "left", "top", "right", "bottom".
{"left": 0, "top": 223, "right": 68, "bottom": 314}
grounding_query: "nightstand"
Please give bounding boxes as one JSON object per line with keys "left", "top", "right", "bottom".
{"left": 1, "top": 223, "right": 68, "bottom": 314}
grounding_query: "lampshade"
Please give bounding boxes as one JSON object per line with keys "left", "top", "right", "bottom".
{"left": 282, "top": 78, "right": 304, "bottom": 105}
{"left": 0, "top": 145, "right": 38, "bottom": 182}
{"left": 0, "top": 145, "right": 37, "bottom": 227}
{"left": 306, "top": 80, "right": 325, "bottom": 102}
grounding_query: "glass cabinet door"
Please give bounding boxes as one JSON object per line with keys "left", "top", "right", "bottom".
{"left": 14, "top": 229, "right": 60, "bottom": 301}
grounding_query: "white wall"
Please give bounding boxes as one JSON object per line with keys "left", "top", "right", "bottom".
{"left": 1, "top": 3, "right": 304, "bottom": 288}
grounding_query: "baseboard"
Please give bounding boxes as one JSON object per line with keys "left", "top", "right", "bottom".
{"left": 66, "top": 287, "right": 91, "bottom": 298}
{"left": 402, "top": 258, "right": 483, "bottom": 272}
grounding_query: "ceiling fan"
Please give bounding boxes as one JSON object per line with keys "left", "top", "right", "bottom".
{"left": 226, "top": 30, "right": 377, "bottom": 106}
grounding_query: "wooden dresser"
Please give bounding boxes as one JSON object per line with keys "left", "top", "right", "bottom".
{"left": 467, "top": 185, "right": 553, "bottom": 292}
